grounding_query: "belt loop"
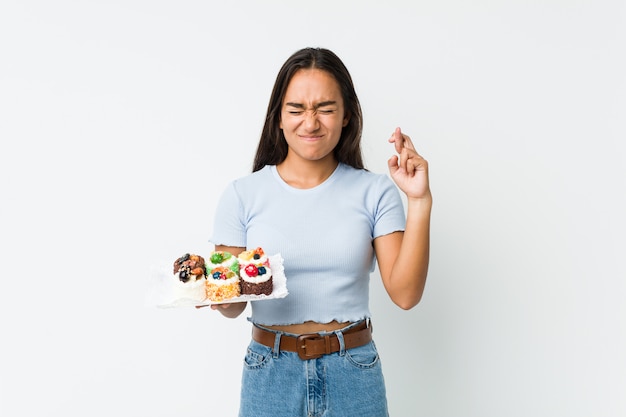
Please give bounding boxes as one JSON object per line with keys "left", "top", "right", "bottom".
{"left": 272, "top": 332, "right": 282, "bottom": 359}
{"left": 324, "top": 334, "right": 331, "bottom": 354}
{"left": 335, "top": 330, "right": 346, "bottom": 357}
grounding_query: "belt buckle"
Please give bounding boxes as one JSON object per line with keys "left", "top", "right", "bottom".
{"left": 296, "top": 334, "right": 324, "bottom": 360}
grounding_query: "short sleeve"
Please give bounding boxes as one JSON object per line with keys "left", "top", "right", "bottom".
{"left": 208, "top": 181, "right": 247, "bottom": 247}
{"left": 373, "top": 175, "right": 406, "bottom": 238}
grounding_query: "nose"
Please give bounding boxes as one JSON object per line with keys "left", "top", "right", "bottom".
{"left": 303, "top": 111, "right": 319, "bottom": 131}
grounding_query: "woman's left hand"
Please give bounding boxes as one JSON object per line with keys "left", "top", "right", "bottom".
{"left": 387, "top": 127, "right": 431, "bottom": 200}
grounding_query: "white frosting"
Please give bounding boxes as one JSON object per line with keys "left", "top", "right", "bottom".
{"left": 172, "top": 274, "right": 206, "bottom": 301}
{"left": 207, "top": 253, "right": 238, "bottom": 270}
{"left": 209, "top": 258, "right": 236, "bottom": 270}
{"left": 240, "top": 262, "right": 272, "bottom": 284}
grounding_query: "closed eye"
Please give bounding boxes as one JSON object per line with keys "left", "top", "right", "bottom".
{"left": 284, "top": 101, "right": 338, "bottom": 115}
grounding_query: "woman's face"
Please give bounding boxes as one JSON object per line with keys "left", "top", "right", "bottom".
{"left": 279, "top": 69, "right": 349, "bottom": 164}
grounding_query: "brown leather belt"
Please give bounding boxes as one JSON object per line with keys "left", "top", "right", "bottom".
{"left": 252, "top": 321, "right": 373, "bottom": 360}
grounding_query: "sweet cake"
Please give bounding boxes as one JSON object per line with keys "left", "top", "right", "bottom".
{"left": 172, "top": 253, "right": 207, "bottom": 302}
{"left": 238, "top": 247, "right": 273, "bottom": 296}
{"left": 205, "top": 251, "right": 241, "bottom": 302}
{"left": 166, "top": 247, "right": 278, "bottom": 305}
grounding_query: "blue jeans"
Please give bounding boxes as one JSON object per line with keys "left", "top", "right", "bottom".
{"left": 239, "top": 322, "right": 389, "bottom": 417}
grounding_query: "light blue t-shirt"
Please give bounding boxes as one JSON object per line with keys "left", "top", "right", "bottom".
{"left": 209, "top": 163, "right": 406, "bottom": 325}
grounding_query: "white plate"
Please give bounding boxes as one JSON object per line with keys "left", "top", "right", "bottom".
{"left": 146, "top": 254, "right": 288, "bottom": 308}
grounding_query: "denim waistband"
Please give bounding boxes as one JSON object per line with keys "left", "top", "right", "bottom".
{"left": 250, "top": 318, "right": 370, "bottom": 338}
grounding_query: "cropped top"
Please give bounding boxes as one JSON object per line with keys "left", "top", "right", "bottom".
{"left": 209, "top": 163, "right": 406, "bottom": 325}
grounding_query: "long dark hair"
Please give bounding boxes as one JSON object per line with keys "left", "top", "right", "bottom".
{"left": 252, "top": 47, "right": 364, "bottom": 172}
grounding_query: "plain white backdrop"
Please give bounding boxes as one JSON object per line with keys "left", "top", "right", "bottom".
{"left": 1, "top": 1, "right": 624, "bottom": 416}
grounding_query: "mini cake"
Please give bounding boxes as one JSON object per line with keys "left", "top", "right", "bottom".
{"left": 205, "top": 251, "right": 241, "bottom": 302}
{"left": 172, "top": 253, "right": 207, "bottom": 302}
{"left": 238, "top": 247, "right": 273, "bottom": 296}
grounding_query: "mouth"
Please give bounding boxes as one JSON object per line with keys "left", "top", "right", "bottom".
{"left": 299, "top": 134, "right": 323, "bottom": 142}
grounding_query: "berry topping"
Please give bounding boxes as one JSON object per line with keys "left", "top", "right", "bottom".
{"left": 174, "top": 253, "right": 206, "bottom": 281}
{"left": 257, "top": 266, "right": 267, "bottom": 275}
{"left": 179, "top": 270, "right": 189, "bottom": 282}
{"left": 244, "top": 264, "right": 259, "bottom": 277}
{"left": 211, "top": 266, "right": 232, "bottom": 280}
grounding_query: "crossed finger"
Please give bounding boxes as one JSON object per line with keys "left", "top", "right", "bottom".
{"left": 389, "top": 127, "right": 417, "bottom": 154}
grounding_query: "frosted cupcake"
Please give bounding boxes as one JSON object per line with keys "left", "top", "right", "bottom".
{"left": 172, "top": 253, "right": 207, "bottom": 302}
{"left": 205, "top": 251, "right": 241, "bottom": 302}
{"left": 238, "top": 247, "right": 273, "bottom": 296}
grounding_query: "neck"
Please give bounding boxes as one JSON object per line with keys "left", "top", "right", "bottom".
{"left": 276, "top": 155, "right": 339, "bottom": 189}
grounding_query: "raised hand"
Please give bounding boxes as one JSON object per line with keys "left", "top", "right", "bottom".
{"left": 387, "top": 127, "right": 431, "bottom": 201}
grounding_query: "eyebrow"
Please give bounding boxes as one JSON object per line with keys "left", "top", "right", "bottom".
{"left": 285, "top": 101, "right": 338, "bottom": 109}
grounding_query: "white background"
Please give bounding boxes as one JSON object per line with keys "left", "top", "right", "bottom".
{"left": 1, "top": 1, "right": 625, "bottom": 416}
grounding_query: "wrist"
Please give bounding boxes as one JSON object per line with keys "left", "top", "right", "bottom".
{"left": 406, "top": 193, "right": 432, "bottom": 210}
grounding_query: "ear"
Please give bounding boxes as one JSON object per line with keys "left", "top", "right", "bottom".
{"left": 342, "top": 113, "right": 350, "bottom": 127}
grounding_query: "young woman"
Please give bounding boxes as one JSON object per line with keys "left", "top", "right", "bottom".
{"left": 207, "top": 47, "right": 431, "bottom": 417}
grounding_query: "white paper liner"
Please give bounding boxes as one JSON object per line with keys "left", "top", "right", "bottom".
{"left": 146, "top": 254, "right": 287, "bottom": 308}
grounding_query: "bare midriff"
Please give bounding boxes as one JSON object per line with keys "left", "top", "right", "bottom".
{"left": 263, "top": 320, "right": 352, "bottom": 335}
